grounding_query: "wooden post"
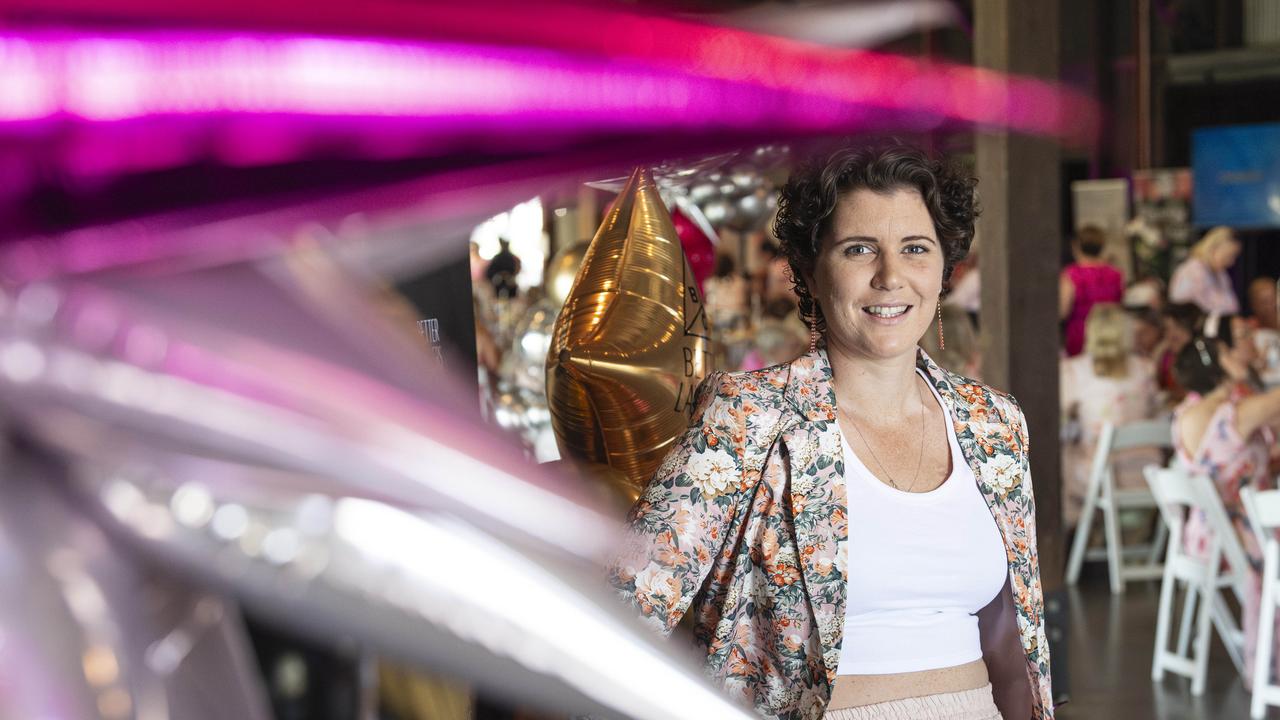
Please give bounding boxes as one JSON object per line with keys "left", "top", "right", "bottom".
{"left": 974, "top": 0, "right": 1064, "bottom": 589}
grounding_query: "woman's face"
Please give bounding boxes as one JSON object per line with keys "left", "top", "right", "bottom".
{"left": 1134, "top": 319, "right": 1162, "bottom": 355}
{"left": 806, "top": 187, "right": 944, "bottom": 362}
{"left": 1162, "top": 317, "right": 1191, "bottom": 351}
{"left": 1209, "top": 238, "right": 1241, "bottom": 271}
{"left": 1227, "top": 316, "right": 1257, "bottom": 369}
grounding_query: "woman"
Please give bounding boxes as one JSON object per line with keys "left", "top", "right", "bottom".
{"left": 1169, "top": 226, "right": 1242, "bottom": 315}
{"left": 1059, "top": 225, "right": 1124, "bottom": 357}
{"left": 1059, "top": 304, "right": 1159, "bottom": 527}
{"left": 1173, "top": 313, "right": 1280, "bottom": 688}
{"left": 1154, "top": 303, "right": 1203, "bottom": 401}
{"left": 610, "top": 144, "right": 1051, "bottom": 719}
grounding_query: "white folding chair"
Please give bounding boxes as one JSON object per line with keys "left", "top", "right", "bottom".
{"left": 1241, "top": 487, "right": 1280, "bottom": 719}
{"left": 1147, "top": 464, "right": 1248, "bottom": 695}
{"left": 1066, "top": 419, "right": 1172, "bottom": 593}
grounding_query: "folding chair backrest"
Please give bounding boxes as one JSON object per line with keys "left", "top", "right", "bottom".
{"left": 1241, "top": 487, "right": 1280, "bottom": 555}
{"left": 1146, "top": 465, "right": 1199, "bottom": 529}
{"left": 1110, "top": 418, "right": 1173, "bottom": 453}
{"left": 1089, "top": 419, "right": 1172, "bottom": 488}
{"left": 1146, "top": 464, "right": 1251, "bottom": 600}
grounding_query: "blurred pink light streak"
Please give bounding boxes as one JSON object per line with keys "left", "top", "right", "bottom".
{"left": 0, "top": 33, "right": 749, "bottom": 125}
{"left": 0, "top": 20, "right": 1098, "bottom": 142}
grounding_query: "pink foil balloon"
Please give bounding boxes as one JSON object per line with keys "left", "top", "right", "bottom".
{"left": 672, "top": 206, "right": 716, "bottom": 294}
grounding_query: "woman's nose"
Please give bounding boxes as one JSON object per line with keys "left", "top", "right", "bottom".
{"left": 871, "top": 253, "right": 904, "bottom": 291}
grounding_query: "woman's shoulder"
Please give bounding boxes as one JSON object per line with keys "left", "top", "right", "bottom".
{"left": 694, "top": 360, "right": 801, "bottom": 446}
{"left": 1172, "top": 256, "right": 1208, "bottom": 280}
{"left": 1128, "top": 353, "right": 1157, "bottom": 378}
{"left": 704, "top": 360, "right": 792, "bottom": 399}
{"left": 932, "top": 363, "right": 1027, "bottom": 427}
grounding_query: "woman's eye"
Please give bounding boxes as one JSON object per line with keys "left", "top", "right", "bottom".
{"left": 844, "top": 245, "right": 873, "bottom": 256}
{"left": 904, "top": 244, "right": 929, "bottom": 255}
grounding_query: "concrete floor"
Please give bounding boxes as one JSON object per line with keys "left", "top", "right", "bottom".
{"left": 1059, "top": 565, "right": 1280, "bottom": 719}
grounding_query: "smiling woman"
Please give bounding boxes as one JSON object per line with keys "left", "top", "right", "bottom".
{"left": 609, "top": 142, "right": 1054, "bottom": 720}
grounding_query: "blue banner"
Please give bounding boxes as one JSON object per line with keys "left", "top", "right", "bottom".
{"left": 1192, "top": 123, "right": 1280, "bottom": 228}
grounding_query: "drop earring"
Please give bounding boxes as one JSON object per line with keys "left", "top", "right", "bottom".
{"left": 936, "top": 302, "right": 945, "bottom": 351}
{"left": 809, "top": 318, "right": 819, "bottom": 353}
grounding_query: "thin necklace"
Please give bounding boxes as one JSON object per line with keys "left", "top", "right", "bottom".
{"left": 841, "top": 376, "right": 928, "bottom": 492}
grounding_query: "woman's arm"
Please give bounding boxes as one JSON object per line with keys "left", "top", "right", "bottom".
{"left": 1058, "top": 274, "right": 1075, "bottom": 321}
{"left": 607, "top": 372, "right": 747, "bottom": 635}
{"left": 1235, "top": 385, "right": 1280, "bottom": 442}
{"left": 978, "top": 578, "right": 1035, "bottom": 720}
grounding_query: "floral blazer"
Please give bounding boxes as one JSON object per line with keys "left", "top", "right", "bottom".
{"left": 609, "top": 348, "right": 1052, "bottom": 719}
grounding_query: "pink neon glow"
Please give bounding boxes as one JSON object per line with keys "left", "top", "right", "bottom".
{"left": 6, "top": 33, "right": 768, "bottom": 125}
{"left": 0, "top": 22, "right": 1097, "bottom": 142}
{"left": 0, "top": 0, "right": 1097, "bottom": 140}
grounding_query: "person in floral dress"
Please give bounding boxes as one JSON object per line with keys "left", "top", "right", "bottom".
{"left": 610, "top": 144, "right": 1052, "bottom": 719}
{"left": 1173, "top": 314, "right": 1280, "bottom": 689}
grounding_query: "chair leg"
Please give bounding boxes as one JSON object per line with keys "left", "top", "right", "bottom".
{"left": 1068, "top": 461, "right": 1105, "bottom": 585}
{"left": 1193, "top": 577, "right": 1216, "bottom": 695}
{"left": 1254, "top": 547, "right": 1279, "bottom": 719}
{"left": 1149, "top": 513, "right": 1169, "bottom": 567}
{"left": 1102, "top": 473, "right": 1125, "bottom": 593}
{"left": 1211, "top": 593, "right": 1245, "bottom": 677}
{"left": 1178, "top": 583, "right": 1197, "bottom": 658}
{"left": 1154, "top": 566, "right": 1179, "bottom": 682}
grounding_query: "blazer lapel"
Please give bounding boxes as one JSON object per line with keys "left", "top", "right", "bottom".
{"left": 781, "top": 349, "right": 847, "bottom": 685}
{"left": 915, "top": 349, "right": 1018, "bottom": 504}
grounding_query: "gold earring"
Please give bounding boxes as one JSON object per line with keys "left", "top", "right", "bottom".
{"left": 809, "top": 318, "right": 819, "bottom": 353}
{"left": 936, "top": 302, "right": 945, "bottom": 351}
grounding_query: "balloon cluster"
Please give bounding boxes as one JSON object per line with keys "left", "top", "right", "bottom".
{"left": 586, "top": 145, "right": 789, "bottom": 292}
{"left": 681, "top": 145, "right": 789, "bottom": 233}
{"left": 488, "top": 240, "right": 593, "bottom": 462}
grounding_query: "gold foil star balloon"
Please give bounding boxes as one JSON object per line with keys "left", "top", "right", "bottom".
{"left": 547, "top": 166, "right": 714, "bottom": 498}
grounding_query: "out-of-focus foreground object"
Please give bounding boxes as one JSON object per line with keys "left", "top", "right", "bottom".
{"left": 548, "top": 167, "right": 714, "bottom": 498}
{"left": 0, "top": 236, "right": 753, "bottom": 719}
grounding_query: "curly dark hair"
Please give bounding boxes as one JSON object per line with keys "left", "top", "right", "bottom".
{"left": 771, "top": 142, "right": 979, "bottom": 332}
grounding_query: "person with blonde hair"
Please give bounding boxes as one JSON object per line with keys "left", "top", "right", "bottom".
{"left": 1060, "top": 303, "right": 1159, "bottom": 527}
{"left": 1169, "top": 226, "right": 1241, "bottom": 314}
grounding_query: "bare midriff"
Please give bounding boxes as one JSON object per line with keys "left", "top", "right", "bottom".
{"left": 827, "top": 659, "right": 989, "bottom": 710}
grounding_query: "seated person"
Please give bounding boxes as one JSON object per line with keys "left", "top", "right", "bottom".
{"left": 1155, "top": 303, "right": 1203, "bottom": 402}
{"left": 1060, "top": 304, "right": 1159, "bottom": 529}
{"left": 1173, "top": 313, "right": 1280, "bottom": 688}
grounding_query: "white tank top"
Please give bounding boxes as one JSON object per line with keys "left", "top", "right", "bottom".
{"left": 835, "top": 371, "right": 1008, "bottom": 675}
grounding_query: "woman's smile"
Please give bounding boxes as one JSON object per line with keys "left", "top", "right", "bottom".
{"left": 863, "top": 304, "right": 913, "bottom": 323}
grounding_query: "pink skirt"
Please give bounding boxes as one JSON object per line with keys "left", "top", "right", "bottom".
{"left": 823, "top": 683, "right": 1002, "bottom": 720}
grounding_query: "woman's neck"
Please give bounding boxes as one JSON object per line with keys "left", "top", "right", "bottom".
{"left": 826, "top": 344, "right": 921, "bottom": 418}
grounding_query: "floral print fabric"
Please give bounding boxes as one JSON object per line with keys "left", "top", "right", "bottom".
{"left": 1174, "top": 384, "right": 1279, "bottom": 684}
{"left": 1174, "top": 384, "right": 1275, "bottom": 565}
{"left": 608, "top": 348, "right": 1053, "bottom": 719}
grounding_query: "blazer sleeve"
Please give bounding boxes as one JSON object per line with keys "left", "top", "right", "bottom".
{"left": 1012, "top": 400, "right": 1055, "bottom": 720}
{"left": 607, "top": 371, "right": 747, "bottom": 635}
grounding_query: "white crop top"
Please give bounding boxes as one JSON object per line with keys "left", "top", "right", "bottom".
{"left": 835, "top": 371, "right": 1008, "bottom": 675}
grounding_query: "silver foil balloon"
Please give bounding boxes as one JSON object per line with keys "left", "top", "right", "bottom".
{"left": 729, "top": 165, "right": 762, "bottom": 192}
{"left": 494, "top": 299, "right": 560, "bottom": 459}
{"left": 0, "top": 448, "right": 272, "bottom": 720}
{"left": 699, "top": 198, "right": 734, "bottom": 226}
{"left": 687, "top": 182, "right": 718, "bottom": 203}
{"left": 0, "top": 249, "right": 754, "bottom": 720}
